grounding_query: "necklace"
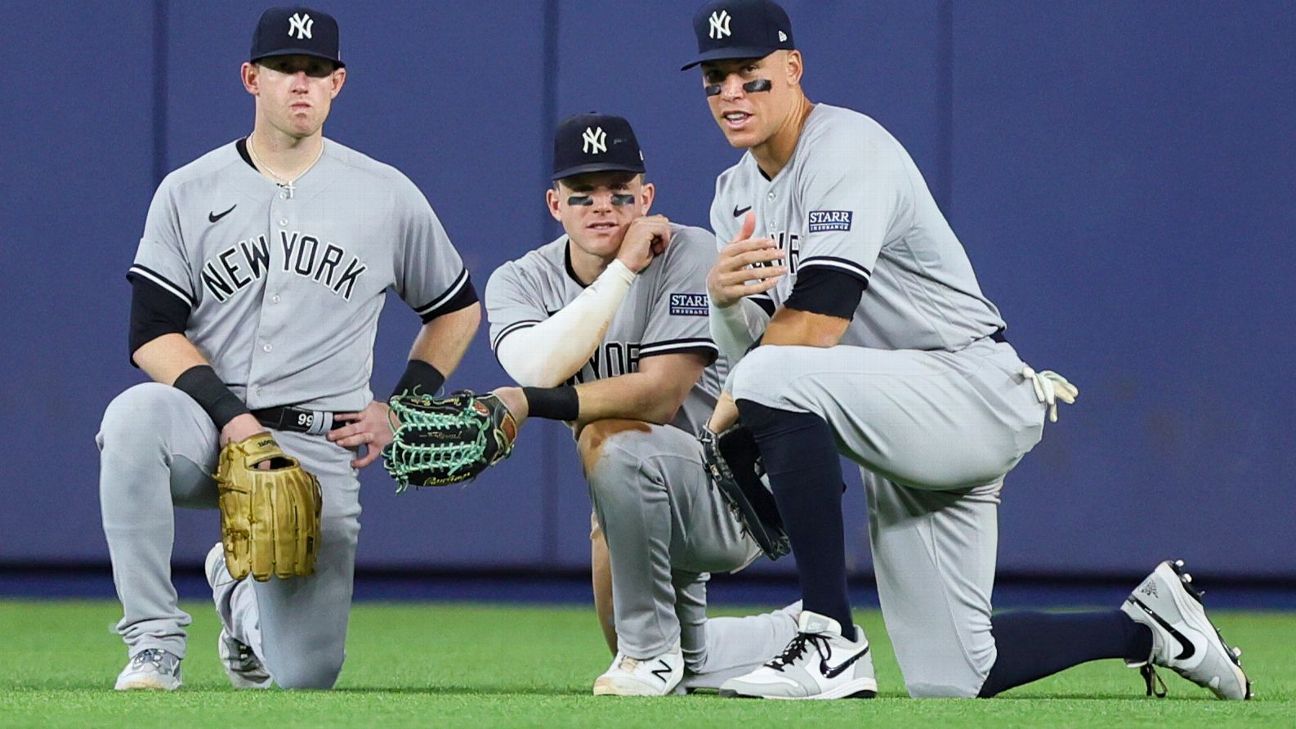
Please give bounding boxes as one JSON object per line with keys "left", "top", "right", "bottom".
{"left": 247, "top": 134, "right": 323, "bottom": 199}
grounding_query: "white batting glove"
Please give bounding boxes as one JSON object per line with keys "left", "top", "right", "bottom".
{"left": 1020, "top": 366, "right": 1079, "bottom": 423}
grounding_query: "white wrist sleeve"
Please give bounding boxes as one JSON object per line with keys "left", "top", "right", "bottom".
{"left": 709, "top": 297, "right": 771, "bottom": 365}
{"left": 496, "top": 259, "right": 637, "bottom": 387}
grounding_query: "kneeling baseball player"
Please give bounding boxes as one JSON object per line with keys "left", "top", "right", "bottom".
{"left": 679, "top": 0, "right": 1250, "bottom": 701}
{"left": 385, "top": 113, "right": 797, "bottom": 696}
{"left": 99, "top": 7, "right": 480, "bottom": 691}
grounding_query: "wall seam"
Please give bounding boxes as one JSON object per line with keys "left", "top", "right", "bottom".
{"left": 936, "top": 0, "right": 953, "bottom": 214}
{"left": 152, "top": 0, "right": 169, "bottom": 186}
{"left": 539, "top": 0, "right": 561, "bottom": 565}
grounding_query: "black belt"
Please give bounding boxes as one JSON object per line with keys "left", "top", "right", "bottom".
{"left": 989, "top": 327, "right": 1008, "bottom": 344}
{"left": 251, "top": 406, "right": 344, "bottom": 435}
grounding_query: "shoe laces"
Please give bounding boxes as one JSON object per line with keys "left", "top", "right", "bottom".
{"left": 766, "top": 631, "right": 832, "bottom": 672}
{"left": 617, "top": 656, "right": 641, "bottom": 672}
{"left": 131, "top": 648, "right": 174, "bottom": 672}
{"left": 1140, "top": 664, "right": 1168, "bottom": 698}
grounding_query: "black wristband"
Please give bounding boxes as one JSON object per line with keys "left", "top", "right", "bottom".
{"left": 173, "top": 365, "right": 250, "bottom": 430}
{"left": 522, "top": 386, "right": 580, "bottom": 421}
{"left": 392, "top": 359, "right": 446, "bottom": 399}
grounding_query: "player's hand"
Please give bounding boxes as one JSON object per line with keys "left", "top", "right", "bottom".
{"left": 219, "top": 414, "right": 273, "bottom": 469}
{"left": 329, "top": 401, "right": 396, "bottom": 468}
{"left": 706, "top": 392, "right": 741, "bottom": 433}
{"left": 490, "top": 386, "right": 530, "bottom": 427}
{"left": 616, "top": 215, "right": 672, "bottom": 273}
{"left": 220, "top": 414, "right": 269, "bottom": 448}
{"left": 708, "top": 212, "right": 786, "bottom": 308}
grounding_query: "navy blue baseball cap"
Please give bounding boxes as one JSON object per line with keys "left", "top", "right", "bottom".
{"left": 681, "top": 0, "right": 794, "bottom": 71}
{"left": 250, "top": 6, "right": 344, "bottom": 68}
{"left": 551, "top": 113, "right": 646, "bottom": 181}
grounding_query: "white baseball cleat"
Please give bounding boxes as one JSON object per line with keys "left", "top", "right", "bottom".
{"left": 593, "top": 643, "right": 684, "bottom": 696}
{"left": 205, "top": 543, "right": 271, "bottom": 689}
{"left": 718, "top": 610, "right": 877, "bottom": 700}
{"left": 1121, "top": 559, "right": 1251, "bottom": 700}
{"left": 114, "top": 648, "right": 182, "bottom": 691}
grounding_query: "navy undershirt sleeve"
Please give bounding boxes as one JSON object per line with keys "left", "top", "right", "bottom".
{"left": 783, "top": 267, "right": 866, "bottom": 320}
{"left": 127, "top": 273, "right": 191, "bottom": 364}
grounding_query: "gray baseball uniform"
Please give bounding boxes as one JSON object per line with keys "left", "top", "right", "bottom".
{"left": 485, "top": 225, "right": 792, "bottom": 682}
{"left": 714, "top": 104, "right": 1050, "bottom": 696}
{"left": 99, "top": 137, "right": 469, "bottom": 688}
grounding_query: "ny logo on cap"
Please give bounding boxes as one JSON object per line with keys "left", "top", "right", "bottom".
{"left": 709, "top": 10, "right": 732, "bottom": 39}
{"left": 288, "top": 12, "right": 314, "bottom": 40}
{"left": 582, "top": 127, "right": 607, "bottom": 154}
{"left": 779, "top": 30, "right": 788, "bottom": 42}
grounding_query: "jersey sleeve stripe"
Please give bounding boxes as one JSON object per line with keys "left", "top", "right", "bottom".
{"left": 639, "top": 338, "right": 720, "bottom": 357}
{"left": 797, "top": 256, "right": 872, "bottom": 283}
{"left": 414, "top": 268, "right": 469, "bottom": 316}
{"left": 128, "top": 265, "right": 195, "bottom": 307}
{"left": 750, "top": 293, "right": 776, "bottom": 317}
{"left": 491, "top": 320, "right": 540, "bottom": 351}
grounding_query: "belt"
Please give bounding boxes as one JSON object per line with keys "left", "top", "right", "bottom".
{"left": 251, "top": 406, "right": 344, "bottom": 435}
{"left": 989, "top": 327, "right": 1008, "bottom": 344}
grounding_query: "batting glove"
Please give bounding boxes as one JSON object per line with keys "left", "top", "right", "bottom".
{"left": 1021, "top": 366, "right": 1079, "bottom": 423}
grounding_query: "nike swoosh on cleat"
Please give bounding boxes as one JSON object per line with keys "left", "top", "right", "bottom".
{"left": 208, "top": 204, "right": 237, "bottom": 223}
{"left": 732, "top": 205, "right": 752, "bottom": 217}
{"left": 1130, "top": 598, "right": 1196, "bottom": 661}
{"left": 821, "top": 645, "right": 869, "bottom": 679}
{"left": 649, "top": 659, "right": 672, "bottom": 683}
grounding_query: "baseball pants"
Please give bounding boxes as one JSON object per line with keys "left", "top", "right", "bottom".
{"left": 583, "top": 422, "right": 793, "bottom": 678}
{"left": 731, "top": 337, "right": 1047, "bottom": 697}
{"left": 97, "top": 382, "right": 361, "bottom": 689}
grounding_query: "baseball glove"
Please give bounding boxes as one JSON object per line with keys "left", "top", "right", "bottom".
{"left": 382, "top": 390, "right": 518, "bottom": 491}
{"left": 215, "top": 433, "right": 322, "bottom": 582}
{"left": 699, "top": 425, "right": 790, "bottom": 561}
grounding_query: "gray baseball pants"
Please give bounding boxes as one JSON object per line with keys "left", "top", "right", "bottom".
{"left": 584, "top": 422, "right": 795, "bottom": 680}
{"left": 731, "top": 337, "right": 1047, "bottom": 697}
{"left": 97, "top": 382, "right": 361, "bottom": 689}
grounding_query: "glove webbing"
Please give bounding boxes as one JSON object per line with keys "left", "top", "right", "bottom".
{"left": 386, "top": 396, "right": 491, "bottom": 491}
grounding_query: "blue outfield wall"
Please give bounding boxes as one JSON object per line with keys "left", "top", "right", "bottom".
{"left": 0, "top": 1, "right": 1291, "bottom": 580}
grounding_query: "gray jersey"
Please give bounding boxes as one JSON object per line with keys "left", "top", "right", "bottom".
{"left": 710, "top": 104, "right": 1004, "bottom": 351}
{"left": 128, "top": 138, "right": 469, "bottom": 411}
{"left": 485, "top": 223, "right": 721, "bottom": 434}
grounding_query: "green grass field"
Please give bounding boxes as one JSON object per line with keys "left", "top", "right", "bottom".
{"left": 1, "top": 600, "right": 1291, "bottom": 728}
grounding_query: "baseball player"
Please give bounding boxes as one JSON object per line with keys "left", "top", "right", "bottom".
{"left": 683, "top": 0, "right": 1250, "bottom": 701}
{"left": 99, "top": 6, "right": 479, "bottom": 690}
{"left": 483, "top": 113, "right": 798, "bottom": 696}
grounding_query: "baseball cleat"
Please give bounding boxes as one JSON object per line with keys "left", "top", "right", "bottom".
{"left": 1121, "top": 559, "right": 1251, "bottom": 700}
{"left": 718, "top": 610, "right": 877, "bottom": 700}
{"left": 593, "top": 643, "right": 684, "bottom": 696}
{"left": 205, "top": 543, "right": 271, "bottom": 689}
{"left": 114, "top": 648, "right": 182, "bottom": 691}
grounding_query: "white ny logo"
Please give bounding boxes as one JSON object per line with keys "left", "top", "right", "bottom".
{"left": 582, "top": 127, "right": 607, "bottom": 154}
{"left": 709, "top": 10, "right": 732, "bottom": 39}
{"left": 288, "top": 12, "right": 314, "bottom": 40}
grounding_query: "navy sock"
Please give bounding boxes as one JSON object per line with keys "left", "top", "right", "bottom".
{"left": 978, "top": 610, "right": 1154, "bottom": 697}
{"left": 737, "top": 399, "right": 855, "bottom": 641}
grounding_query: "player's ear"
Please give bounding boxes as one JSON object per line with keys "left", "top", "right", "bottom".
{"left": 639, "top": 179, "right": 655, "bottom": 214}
{"left": 545, "top": 186, "right": 563, "bottom": 222}
{"left": 330, "top": 66, "right": 347, "bottom": 97}
{"left": 785, "top": 50, "right": 803, "bottom": 86}
{"left": 241, "top": 62, "right": 259, "bottom": 95}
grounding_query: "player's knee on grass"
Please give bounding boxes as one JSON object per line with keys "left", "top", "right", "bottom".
{"left": 905, "top": 677, "right": 985, "bottom": 699}
{"left": 269, "top": 654, "right": 344, "bottom": 690}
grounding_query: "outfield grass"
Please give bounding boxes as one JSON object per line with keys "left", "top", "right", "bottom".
{"left": 0, "top": 600, "right": 1290, "bottom": 728}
